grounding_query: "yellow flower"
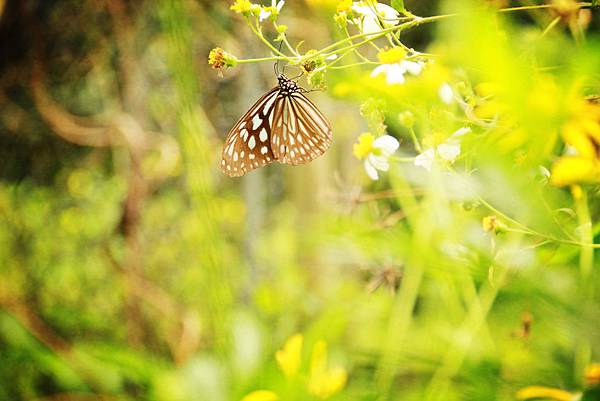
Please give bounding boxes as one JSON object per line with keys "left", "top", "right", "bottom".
{"left": 377, "top": 47, "right": 407, "bottom": 64}
{"left": 241, "top": 390, "right": 279, "bottom": 401}
{"left": 516, "top": 386, "right": 577, "bottom": 401}
{"left": 308, "top": 340, "right": 348, "bottom": 399}
{"left": 275, "top": 333, "right": 303, "bottom": 378}
{"left": 230, "top": 0, "right": 259, "bottom": 15}
{"left": 551, "top": 99, "right": 600, "bottom": 187}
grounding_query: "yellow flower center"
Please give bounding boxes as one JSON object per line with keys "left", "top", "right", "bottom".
{"left": 353, "top": 132, "right": 376, "bottom": 160}
{"left": 377, "top": 47, "right": 407, "bottom": 64}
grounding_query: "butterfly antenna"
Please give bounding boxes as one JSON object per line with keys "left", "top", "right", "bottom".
{"left": 274, "top": 41, "right": 284, "bottom": 77}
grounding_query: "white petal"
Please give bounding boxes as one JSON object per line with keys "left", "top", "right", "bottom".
{"left": 401, "top": 60, "right": 423, "bottom": 76}
{"left": 439, "top": 83, "right": 454, "bottom": 104}
{"left": 367, "top": 154, "right": 389, "bottom": 171}
{"left": 414, "top": 149, "right": 434, "bottom": 171}
{"left": 437, "top": 143, "right": 461, "bottom": 161}
{"left": 325, "top": 54, "right": 338, "bottom": 60}
{"left": 277, "top": 0, "right": 284, "bottom": 11}
{"left": 373, "top": 135, "right": 400, "bottom": 156}
{"left": 386, "top": 63, "right": 405, "bottom": 85}
{"left": 364, "top": 159, "right": 379, "bottom": 180}
{"left": 375, "top": 3, "right": 400, "bottom": 26}
{"left": 451, "top": 126, "right": 471, "bottom": 138}
{"left": 259, "top": 9, "right": 271, "bottom": 21}
{"left": 370, "top": 64, "right": 389, "bottom": 78}
{"left": 351, "top": 5, "right": 371, "bottom": 15}
{"left": 362, "top": 15, "right": 381, "bottom": 35}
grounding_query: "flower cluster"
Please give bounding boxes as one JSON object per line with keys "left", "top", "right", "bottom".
{"left": 230, "top": 0, "right": 284, "bottom": 22}
{"left": 242, "top": 334, "right": 347, "bottom": 401}
{"left": 230, "top": 0, "right": 261, "bottom": 16}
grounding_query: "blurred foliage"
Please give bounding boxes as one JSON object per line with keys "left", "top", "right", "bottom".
{"left": 1, "top": 1, "right": 600, "bottom": 401}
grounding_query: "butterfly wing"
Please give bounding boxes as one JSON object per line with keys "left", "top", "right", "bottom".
{"left": 221, "top": 87, "right": 280, "bottom": 177}
{"left": 270, "top": 91, "right": 333, "bottom": 165}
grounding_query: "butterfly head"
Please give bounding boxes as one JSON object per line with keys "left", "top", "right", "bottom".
{"left": 277, "top": 74, "right": 299, "bottom": 94}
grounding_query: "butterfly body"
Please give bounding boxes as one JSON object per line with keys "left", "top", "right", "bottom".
{"left": 221, "top": 74, "right": 332, "bottom": 177}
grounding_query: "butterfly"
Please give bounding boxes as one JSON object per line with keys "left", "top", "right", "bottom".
{"left": 221, "top": 73, "right": 332, "bottom": 177}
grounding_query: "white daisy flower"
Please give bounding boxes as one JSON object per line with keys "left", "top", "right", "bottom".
{"left": 354, "top": 133, "right": 400, "bottom": 180}
{"left": 351, "top": 2, "right": 399, "bottom": 36}
{"left": 259, "top": 0, "right": 284, "bottom": 22}
{"left": 414, "top": 127, "right": 471, "bottom": 171}
{"left": 371, "top": 60, "right": 424, "bottom": 85}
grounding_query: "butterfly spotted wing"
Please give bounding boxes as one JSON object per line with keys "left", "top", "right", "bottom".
{"left": 221, "top": 74, "right": 332, "bottom": 177}
{"left": 270, "top": 84, "right": 332, "bottom": 165}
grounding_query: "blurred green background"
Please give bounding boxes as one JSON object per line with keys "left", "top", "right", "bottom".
{"left": 1, "top": 0, "right": 600, "bottom": 400}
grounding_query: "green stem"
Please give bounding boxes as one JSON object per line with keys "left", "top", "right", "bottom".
{"left": 575, "top": 189, "right": 593, "bottom": 280}
{"left": 540, "top": 16, "right": 561, "bottom": 38}
{"left": 480, "top": 197, "right": 600, "bottom": 248}
{"left": 274, "top": 22, "right": 299, "bottom": 57}
{"left": 248, "top": 19, "right": 287, "bottom": 57}
{"left": 329, "top": 60, "right": 378, "bottom": 69}
{"left": 237, "top": 56, "right": 286, "bottom": 64}
{"left": 408, "top": 127, "right": 422, "bottom": 153}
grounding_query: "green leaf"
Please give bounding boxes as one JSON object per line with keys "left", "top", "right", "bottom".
{"left": 391, "top": 0, "right": 406, "bottom": 12}
{"left": 592, "top": 0, "right": 599, "bottom": 7}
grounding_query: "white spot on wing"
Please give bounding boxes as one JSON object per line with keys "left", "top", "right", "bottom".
{"left": 248, "top": 136, "right": 256, "bottom": 150}
{"left": 261, "top": 146, "right": 268, "bottom": 154}
{"left": 259, "top": 128, "right": 268, "bottom": 142}
{"left": 252, "top": 114, "right": 262, "bottom": 130}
